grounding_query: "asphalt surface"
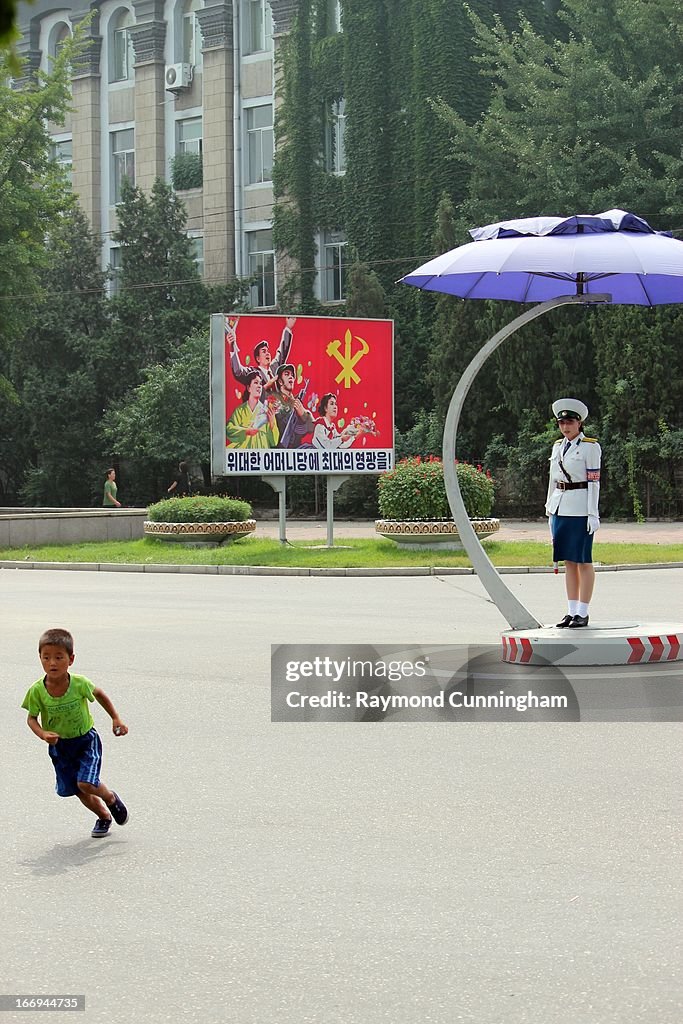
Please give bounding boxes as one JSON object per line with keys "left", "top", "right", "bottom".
{"left": 1, "top": 568, "right": 681, "bottom": 1024}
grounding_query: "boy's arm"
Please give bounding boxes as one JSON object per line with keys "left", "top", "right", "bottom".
{"left": 27, "top": 714, "right": 59, "bottom": 745}
{"left": 93, "top": 687, "right": 128, "bottom": 735}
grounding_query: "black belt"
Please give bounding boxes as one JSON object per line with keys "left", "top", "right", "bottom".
{"left": 556, "top": 481, "right": 588, "bottom": 491}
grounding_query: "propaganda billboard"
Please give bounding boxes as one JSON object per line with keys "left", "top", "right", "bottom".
{"left": 210, "top": 313, "right": 394, "bottom": 477}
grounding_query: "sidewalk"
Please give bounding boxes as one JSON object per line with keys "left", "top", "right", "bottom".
{"left": 254, "top": 518, "right": 683, "bottom": 544}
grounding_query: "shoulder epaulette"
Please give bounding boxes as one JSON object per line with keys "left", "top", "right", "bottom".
{"left": 582, "top": 436, "right": 598, "bottom": 443}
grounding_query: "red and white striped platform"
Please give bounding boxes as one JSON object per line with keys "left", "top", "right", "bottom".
{"left": 501, "top": 623, "right": 683, "bottom": 666}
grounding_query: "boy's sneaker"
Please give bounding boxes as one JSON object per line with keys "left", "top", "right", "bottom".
{"left": 108, "top": 792, "right": 129, "bottom": 826}
{"left": 91, "top": 818, "right": 112, "bottom": 838}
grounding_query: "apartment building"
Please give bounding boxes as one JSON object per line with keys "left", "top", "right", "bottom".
{"left": 15, "top": 0, "right": 315, "bottom": 307}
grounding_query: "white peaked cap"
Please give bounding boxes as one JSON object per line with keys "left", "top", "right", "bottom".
{"left": 552, "top": 397, "right": 589, "bottom": 420}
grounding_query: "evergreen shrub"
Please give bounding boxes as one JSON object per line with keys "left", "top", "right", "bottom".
{"left": 378, "top": 457, "right": 494, "bottom": 520}
{"left": 147, "top": 495, "right": 252, "bottom": 523}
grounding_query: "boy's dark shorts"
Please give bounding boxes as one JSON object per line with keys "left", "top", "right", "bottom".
{"left": 48, "top": 728, "right": 103, "bottom": 797}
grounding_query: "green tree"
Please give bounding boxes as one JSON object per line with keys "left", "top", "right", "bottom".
{"left": 432, "top": 2, "right": 683, "bottom": 228}
{"left": 429, "top": 0, "right": 683, "bottom": 514}
{"left": 0, "top": 39, "right": 79, "bottom": 499}
{"left": 105, "top": 178, "right": 212, "bottom": 393}
{"left": 13, "top": 206, "right": 111, "bottom": 505}
{"left": 345, "top": 261, "right": 386, "bottom": 317}
{"left": 101, "top": 329, "right": 211, "bottom": 503}
{"left": 1, "top": 1, "right": 22, "bottom": 61}
{"left": 0, "top": 43, "right": 74, "bottom": 370}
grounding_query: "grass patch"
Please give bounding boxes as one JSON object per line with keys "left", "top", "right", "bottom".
{"left": 0, "top": 538, "right": 681, "bottom": 569}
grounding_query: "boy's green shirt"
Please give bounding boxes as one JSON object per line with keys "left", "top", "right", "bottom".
{"left": 21, "top": 674, "right": 96, "bottom": 739}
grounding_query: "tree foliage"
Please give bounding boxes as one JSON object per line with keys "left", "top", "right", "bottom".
{"left": 272, "top": 1, "right": 551, "bottom": 430}
{"left": 429, "top": 0, "right": 683, "bottom": 514}
{"left": 13, "top": 207, "right": 110, "bottom": 505}
{"left": 102, "top": 328, "right": 210, "bottom": 465}
{"left": 0, "top": 42, "right": 75, "bottom": 386}
{"left": 105, "top": 179, "right": 213, "bottom": 390}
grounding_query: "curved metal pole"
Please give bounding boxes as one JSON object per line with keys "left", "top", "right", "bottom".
{"left": 443, "top": 293, "right": 610, "bottom": 630}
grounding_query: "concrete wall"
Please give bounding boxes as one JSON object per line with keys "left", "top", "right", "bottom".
{"left": 0, "top": 510, "right": 148, "bottom": 548}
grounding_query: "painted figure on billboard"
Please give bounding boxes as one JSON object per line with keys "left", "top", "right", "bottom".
{"left": 226, "top": 371, "right": 280, "bottom": 449}
{"left": 226, "top": 316, "right": 296, "bottom": 389}
{"left": 313, "top": 394, "right": 364, "bottom": 451}
{"left": 273, "top": 364, "right": 315, "bottom": 449}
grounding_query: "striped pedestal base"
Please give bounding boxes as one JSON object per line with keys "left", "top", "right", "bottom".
{"left": 501, "top": 623, "right": 683, "bottom": 666}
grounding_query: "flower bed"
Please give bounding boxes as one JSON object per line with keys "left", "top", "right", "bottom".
{"left": 144, "top": 496, "right": 255, "bottom": 546}
{"left": 375, "top": 457, "right": 498, "bottom": 550}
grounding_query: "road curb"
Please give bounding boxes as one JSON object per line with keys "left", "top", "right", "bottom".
{"left": 0, "top": 560, "right": 682, "bottom": 577}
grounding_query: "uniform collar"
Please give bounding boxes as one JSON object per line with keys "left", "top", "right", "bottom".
{"left": 560, "top": 432, "right": 583, "bottom": 447}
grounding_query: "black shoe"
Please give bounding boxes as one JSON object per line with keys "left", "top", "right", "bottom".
{"left": 91, "top": 817, "right": 112, "bottom": 838}
{"left": 555, "top": 614, "right": 573, "bottom": 628}
{"left": 107, "top": 791, "right": 129, "bottom": 826}
{"left": 568, "top": 614, "right": 589, "bottom": 628}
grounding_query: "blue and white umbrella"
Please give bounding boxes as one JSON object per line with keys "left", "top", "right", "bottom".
{"left": 401, "top": 209, "right": 683, "bottom": 305}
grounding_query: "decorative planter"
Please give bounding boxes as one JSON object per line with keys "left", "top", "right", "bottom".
{"left": 375, "top": 518, "right": 500, "bottom": 551}
{"left": 144, "top": 520, "right": 256, "bottom": 546}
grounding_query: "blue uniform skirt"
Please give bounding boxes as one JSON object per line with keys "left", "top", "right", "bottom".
{"left": 551, "top": 515, "right": 594, "bottom": 563}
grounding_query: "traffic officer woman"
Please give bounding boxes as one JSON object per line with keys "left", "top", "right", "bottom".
{"left": 545, "top": 398, "right": 601, "bottom": 628}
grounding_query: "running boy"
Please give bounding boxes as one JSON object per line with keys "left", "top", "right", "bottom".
{"left": 22, "top": 628, "right": 129, "bottom": 838}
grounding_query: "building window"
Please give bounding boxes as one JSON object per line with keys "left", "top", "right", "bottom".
{"left": 49, "top": 138, "right": 73, "bottom": 185}
{"left": 48, "top": 22, "right": 71, "bottom": 66}
{"left": 189, "top": 236, "right": 204, "bottom": 277}
{"left": 245, "top": 0, "right": 271, "bottom": 54}
{"left": 247, "top": 229, "right": 275, "bottom": 308}
{"left": 321, "top": 229, "right": 347, "bottom": 302}
{"left": 177, "top": 117, "right": 203, "bottom": 156}
{"left": 246, "top": 105, "right": 273, "bottom": 184}
{"left": 110, "top": 9, "right": 135, "bottom": 83}
{"left": 111, "top": 128, "right": 135, "bottom": 203}
{"left": 324, "top": 98, "right": 346, "bottom": 174}
{"left": 109, "top": 247, "right": 122, "bottom": 295}
{"left": 182, "top": 0, "right": 203, "bottom": 68}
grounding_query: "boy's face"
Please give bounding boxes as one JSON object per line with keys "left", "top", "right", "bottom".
{"left": 40, "top": 644, "right": 74, "bottom": 683}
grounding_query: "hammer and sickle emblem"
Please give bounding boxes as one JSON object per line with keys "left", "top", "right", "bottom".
{"left": 325, "top": 330, "right": 370, "bottom": 387}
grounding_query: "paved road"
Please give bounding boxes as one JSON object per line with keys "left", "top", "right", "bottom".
{"left": 1, "top": 569, "right": 681, "bottom": 1024}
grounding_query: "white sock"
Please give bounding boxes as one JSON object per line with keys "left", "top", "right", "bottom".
{"left": 577, "top": 601, "right": 589, "bottom": 617}
{"left": 568, "top": 600, "right": 579, "bottom": 616}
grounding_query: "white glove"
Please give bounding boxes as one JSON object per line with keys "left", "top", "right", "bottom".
{"left": 587, "top": 515, "right": 600, "bottom": 534}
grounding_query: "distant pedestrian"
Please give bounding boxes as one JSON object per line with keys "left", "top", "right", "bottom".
{"left": 21, "top": 627, "right": 129, "bottom": 838}
{"left": 103, "top": 468, "right": 121, "bottom": 507}
{"left": 167, "top": 460, "right": 193, "bottom": 497}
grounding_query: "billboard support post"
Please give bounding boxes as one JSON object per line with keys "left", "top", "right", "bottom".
{"left": 262, "top": 476, "right": 288, "bottom": 544}
{"left": 326, "top": 475, "right": 350, "bottom": 548}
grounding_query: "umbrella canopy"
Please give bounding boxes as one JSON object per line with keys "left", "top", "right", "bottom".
{"left": 400, "top": 209, "right": 683, "bottom": 305}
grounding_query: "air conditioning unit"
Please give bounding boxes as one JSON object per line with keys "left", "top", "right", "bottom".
{"left": 165, "top": 63, "right": 193, "bottom": 91}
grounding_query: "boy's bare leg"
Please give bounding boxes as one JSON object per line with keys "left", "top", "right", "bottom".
{"left": 76, "top": 790, "right": 111, "bottom": 819}
{"left": 77, "top": 781, "right": 116, "bottom": 812}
